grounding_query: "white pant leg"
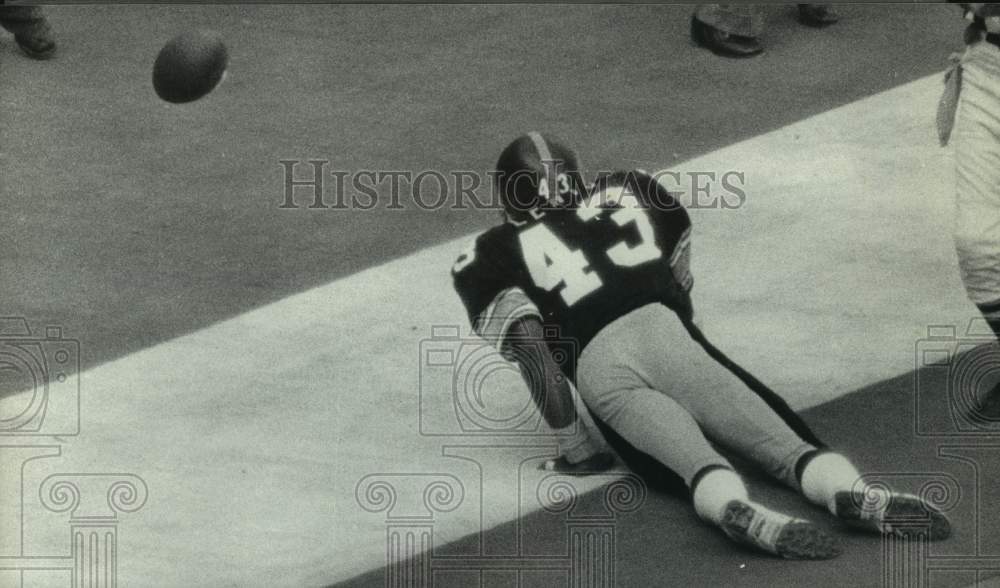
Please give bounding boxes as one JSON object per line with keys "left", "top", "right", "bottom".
{"left": 954, "top": 41, "right": 1000, "bottom": 307}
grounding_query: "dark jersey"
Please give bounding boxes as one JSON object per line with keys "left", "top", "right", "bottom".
{"left": 452, "top": 170, "right": 694, "bottom": 366}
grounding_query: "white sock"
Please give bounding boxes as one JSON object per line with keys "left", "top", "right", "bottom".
{"left": 800, "top": 452, "right": 862, "bottom": 514}
{"left": 692, "top": 468, "right": 749, "bottom": 525}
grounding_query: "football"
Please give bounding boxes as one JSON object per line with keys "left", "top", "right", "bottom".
{"left": 152, "top": 31, "right": 228, "bottom": 104}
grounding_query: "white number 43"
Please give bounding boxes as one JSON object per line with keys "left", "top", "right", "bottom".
{"left": 519, "top": 187, "right": 662, "bottom": 306}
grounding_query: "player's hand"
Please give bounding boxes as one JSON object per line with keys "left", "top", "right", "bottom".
{"left": 540, "top": 452, "right": 617, "bottom": 476}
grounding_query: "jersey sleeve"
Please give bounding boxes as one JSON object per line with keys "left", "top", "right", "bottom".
{"left": 451, "top": 232, "right": 542, "bottom": 352}
{"left": 667, "top": 223, "right": 693, "bottom": 293}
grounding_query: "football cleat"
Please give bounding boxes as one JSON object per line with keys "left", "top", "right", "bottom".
{"left": 690, "top": 16, "right": 763, "bottom": 58}
{"left": 797, "top": 4, "right": 840, "bottom": 28}
{"left": 833, "top": 490, "right": 951, "bottom": 540}
{"left": 720, "top": 500, "right": 842, "bottom": 560}
{"left": 15, "top": 33, "right": 56, "bottom": 60}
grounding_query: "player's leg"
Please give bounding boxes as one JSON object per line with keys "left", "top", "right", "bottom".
{"left": 621, "top": 304, "right": 818, "bottom": 490}
{"left": 796, "top": 452, "right": 952, "bottom": 540}
{"left": 626, "top": 303, "right": 951, "bottom": 539}
{"left": 0, "top": 3, "right": 56, "bottom": 59}
{"left": 690, "top": 331, "right": 954, "bottom": 539}
{"left": 953, "top": 39, "right": 1000, "bottom": 419}
{"left": 579, "top": 379, "right": 730, "bottom": 490}
{"left": 577, "top": 325, "right": 840, "bottom": 559}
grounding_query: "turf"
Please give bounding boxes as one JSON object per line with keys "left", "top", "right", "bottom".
{"left": 335, "top": 365, "right": 1000, "bottom": 587}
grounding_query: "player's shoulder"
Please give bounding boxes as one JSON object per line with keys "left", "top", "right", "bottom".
{"left": 588, "top": 169, "right": 681, "bottom": 211}
{"left": 471, "top": 223, "right": 521, "bottom": 260}
{"left": 451, "top": 222, "right": 518, "bottom": 276}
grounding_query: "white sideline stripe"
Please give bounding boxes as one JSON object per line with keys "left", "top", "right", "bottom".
{"left": 0, "top": 73, "right": 978, "bottom": 587}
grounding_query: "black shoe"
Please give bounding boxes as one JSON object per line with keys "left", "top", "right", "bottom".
{"left": 15, "top": 33, "right": 56, "bottom": 60}
{"left": 720, "top": 500, "right": 842, "bottom": 560}
{"left": 797, "top": 4, "right": 840, "bottom": 27}
{"left": 833, "top": 490, "right": 951, "bottom": 541}
{"left": 691, "top": 16, "right": 763, "bottom": 58}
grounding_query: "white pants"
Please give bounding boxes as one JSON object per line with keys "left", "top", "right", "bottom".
{"left": 576, "top": 303, "right": 815, "bottom": 488}
{"left": 953, "top": 40, "right": 1000, "bottom": 312}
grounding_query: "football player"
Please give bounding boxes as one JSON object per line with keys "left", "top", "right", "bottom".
{"left": 939, "top": 2, "right": 1000, "bottom": 419}
{"left": 451, "top": 132, "right": 951, "bottom": 559}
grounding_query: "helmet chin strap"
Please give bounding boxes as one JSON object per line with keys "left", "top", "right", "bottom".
{"left": 504, "top": 211, "right": 528, "bottom": 227}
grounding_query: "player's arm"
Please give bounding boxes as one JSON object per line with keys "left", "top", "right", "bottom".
{"left": 451, "top": 239, "right": 564, "bottom": 418}
{"left": 452, "top": 240, "right": 612, "bottom": 473}
{"left": 460, "top": 279, "right": 576, "bottom": 431}
{"left": 501, "top": 315, "right": 576, "bottom": 430}
{"left": 501, "top": 315, "right": 614, "bottom": 473}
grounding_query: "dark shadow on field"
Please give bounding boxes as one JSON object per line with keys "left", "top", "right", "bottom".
{"left": 334, "top": 365, "right": 1000, "bottom": 587}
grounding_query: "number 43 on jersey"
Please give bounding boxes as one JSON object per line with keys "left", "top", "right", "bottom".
{"left": 519, "top": 188, "right": 662, "bottom": 306}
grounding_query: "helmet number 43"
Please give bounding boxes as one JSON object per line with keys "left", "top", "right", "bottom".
{"left": 519, "top": 203, "right": 663, "bottom": 306}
